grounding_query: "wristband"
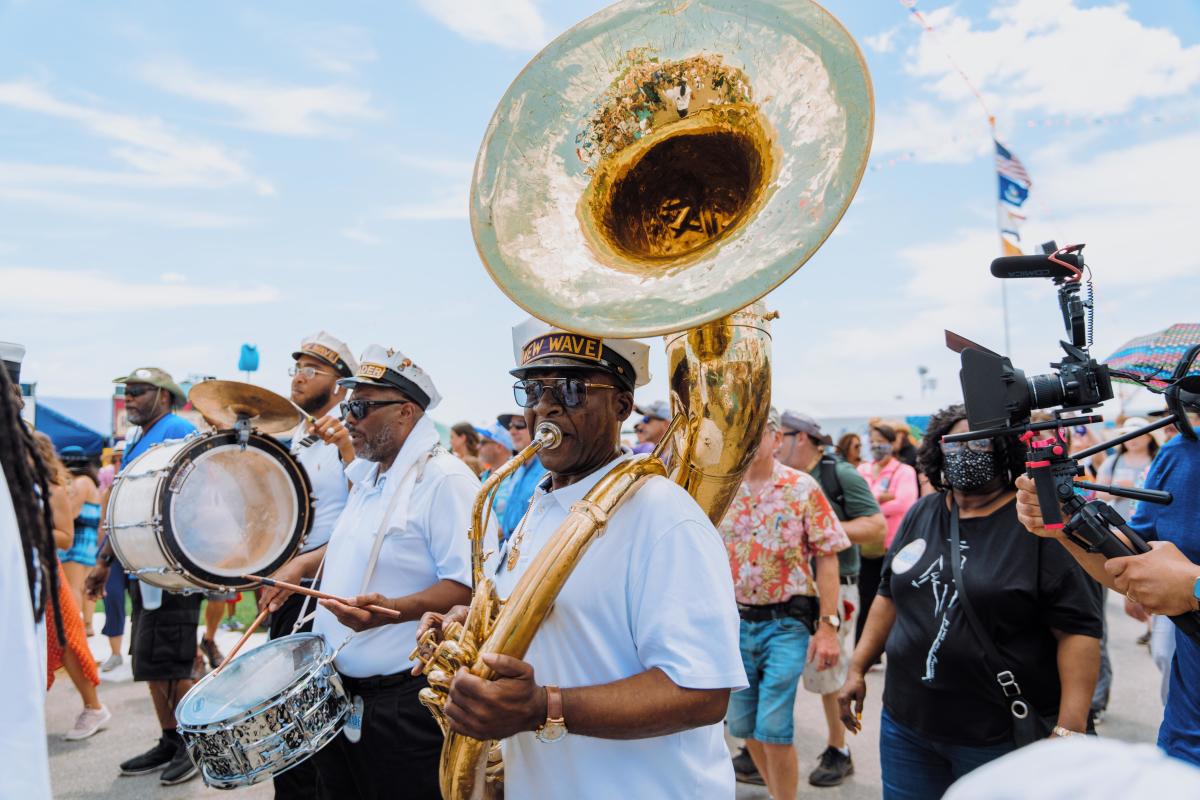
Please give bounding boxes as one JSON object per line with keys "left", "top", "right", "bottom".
{"left": 101, "top": 552, "right": 115, "bottom": 567}
{"left": 1052, "top": 725, "right": 1081, "bottom": 737}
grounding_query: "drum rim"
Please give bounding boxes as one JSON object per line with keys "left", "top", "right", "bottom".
{"left": 104, "top": 438, "right": 191, "bottom": 588}
{"left": 176, "top": 633, "right": 334, "bottom": 727}
{"left": 155, "top": 431, "right": 313, "bottom": 589}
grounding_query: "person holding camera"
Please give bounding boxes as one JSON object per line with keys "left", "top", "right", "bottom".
{"left": 839, "top": 404, "right": 1102, "bottom": 799}
{"left": 1015, "top": 413, "right": 1200, "bottom": 767}
{"left": 720, "top": 408, "right": 850, "bottom": 800}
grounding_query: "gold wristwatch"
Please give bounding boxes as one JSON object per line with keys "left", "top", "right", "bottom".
{"left": 819, "top": 614, "right": 841, "bottom": 630}
{"left": 535, "top": 685, "right": 566, "bottom": 743}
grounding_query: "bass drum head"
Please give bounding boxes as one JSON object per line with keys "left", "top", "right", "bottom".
{"left": 163, "top": 432, "right": 310, "bottom": 588}
{"left": 178, "top": 634, "right": 327, "bottom": 727}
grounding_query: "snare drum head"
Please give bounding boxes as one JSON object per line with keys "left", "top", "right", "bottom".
{"left": 162, "top": 432, "right": 311, "bottom": 586}
{"left": 178, "top": 634, "right": 327, "bottom": 726}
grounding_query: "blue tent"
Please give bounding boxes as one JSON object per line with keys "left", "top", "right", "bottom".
{"left": 36, "top": 403, "right": 106, "bottom": 456}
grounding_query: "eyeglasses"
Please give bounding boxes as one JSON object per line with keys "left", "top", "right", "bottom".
{"left": 289, "top": 365, "right": 334, "bottom": 379}
{"left": 507, "top": 420, "right": 528, "bottom": 431}
{"left": 512, "top": 378, "right": 617, "bottom": 409}
{"left": 940, "top": 439, "right": 995, "bottom": 455}
{"left": 340, "top": 398, "right": 411, "bottom": 420}
{"left": 124, "top": 385, "right": 155, "bottom": 398}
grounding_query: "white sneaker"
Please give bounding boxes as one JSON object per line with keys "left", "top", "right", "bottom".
{"left": 100, "top": 653, "right": 123, "bottom": 672}
{"left": 65, "top": 705, "right": 111, "bottom": 741}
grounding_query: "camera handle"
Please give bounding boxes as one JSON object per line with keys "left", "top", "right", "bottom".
{"left": 1058, "top": 495, "right": 1200, "bottom": 646}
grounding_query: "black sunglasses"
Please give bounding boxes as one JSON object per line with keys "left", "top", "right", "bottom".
{"left": 513, "top": 378, "right": 617, "bottom": 409}
{"left": 508, "top": 420, "right": 528, "bottom": 430}
{"left": 124, "top": 385, "right": 156, "bottom": 399}
{"left": 340, "top": 398, "right": 411, "bottom": 420}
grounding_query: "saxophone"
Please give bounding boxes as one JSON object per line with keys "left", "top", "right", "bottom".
{"left": 412, "top": 0, "right": 873, "bottom": 796}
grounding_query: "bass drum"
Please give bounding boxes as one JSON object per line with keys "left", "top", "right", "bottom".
{"left": 106, "top": 431, "right": 313, "bottom": 592}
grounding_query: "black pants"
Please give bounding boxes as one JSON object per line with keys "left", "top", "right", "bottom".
{"left": 312, "top": 672, "right": 443, "bottom": 800}
{"left": 270, "top": 592, "right": 318, "bottom": 799}
{"left": 129, "top": 585, "right": 203, "bottom": 682}
{"left": 857, "top": 555, "right": 884, "bottom": 646}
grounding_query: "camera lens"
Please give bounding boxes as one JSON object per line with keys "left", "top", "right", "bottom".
{"left": 1026, "top": 373, "right": 1065, "bottom": 410}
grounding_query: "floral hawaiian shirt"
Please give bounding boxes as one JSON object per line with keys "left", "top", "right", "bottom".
{"left": 719, "top": 461, "right": 850, "bottom": 605}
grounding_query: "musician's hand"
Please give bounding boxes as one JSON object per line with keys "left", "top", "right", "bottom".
{"left": 311, "top": 415, "right": 355, "bottom": 464}
{"left": 1106, "top": 541, "right": 1200, "bottom": 617}
{"left": 318, "top": 593, "right": 398, "bottom": 632}
{"left": 84, "top": 565, "right": 109, "bottom": 600}
{"left": 444, "top": 653, "right": 545, "bottom": 740}
{"left": 260, "top": 558, "right": 309, "bottom": 612}
{"left": 411, "top": 605, "right": 470, "bottom": 675}
{"left": 1015, "top": 475, "right": 1064, "bottom": 540}
{"left": 837, "top": 669, "right": 866, "bottom": 734}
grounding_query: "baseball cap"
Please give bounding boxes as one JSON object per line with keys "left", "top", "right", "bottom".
{"left": 780, "top": 409, "right": 832, "bottom": 445}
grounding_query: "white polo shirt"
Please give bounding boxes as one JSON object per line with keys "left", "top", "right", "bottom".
{"left": 493, "top": 454, "right": 747, "bottom": 800}
{"left": 289, "top": 408, "right": 350, "bottom": 553}
{"left": 313, "top": 415, "right": 475, "bottom": 678}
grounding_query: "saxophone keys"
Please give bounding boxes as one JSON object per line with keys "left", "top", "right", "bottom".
{"left": 427, "top": 668, "right": 452, "bottom": 691}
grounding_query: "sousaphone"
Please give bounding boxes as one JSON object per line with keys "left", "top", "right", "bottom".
{"left": 416, "top": 1, "right": 873, "bottom": 796}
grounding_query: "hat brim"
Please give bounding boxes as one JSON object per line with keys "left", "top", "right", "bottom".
{"left": 510, "top": 359, "right": 635, "bottom": 390}
{"left": 634, "top": 404, "right": 668, "bottom": 421}
{"left": 294, "top": 349, "right": 352, "bottom": 377}
{"left": 338, "top": 376, "right": 394, "bottom": 391}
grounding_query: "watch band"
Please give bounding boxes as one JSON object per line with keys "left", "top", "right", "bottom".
{"left": 1051, "top": 725, "right": 1081, "bottom": 737}
{"left": 545, "top": 685, "right": 563, "bottom": 725}
{"left": 819, "top": 614, "right": 840, "bottom": 630}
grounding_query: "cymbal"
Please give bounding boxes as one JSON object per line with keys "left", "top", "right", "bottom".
{"left": 188, "top": 380, "right": 301, "bottom": 435}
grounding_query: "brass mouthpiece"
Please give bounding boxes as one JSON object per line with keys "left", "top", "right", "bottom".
{"left": 534, "top": 422, "right": 563, "bottom": 450}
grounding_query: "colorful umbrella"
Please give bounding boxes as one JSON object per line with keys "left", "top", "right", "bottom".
{"left": 1105, "top": 323, "right": 1200, "bottom": 386}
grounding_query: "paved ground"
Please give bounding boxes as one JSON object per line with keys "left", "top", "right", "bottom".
{"left": 48, "top": 594, "right": 1163, "bottom": 799}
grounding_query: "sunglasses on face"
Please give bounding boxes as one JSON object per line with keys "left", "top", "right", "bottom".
{"left": 340, "top": 398, "right": 411, "bottom": 420}
{"left": 124, "top": 385, "right": 155, "bottom": 399}
{"left": 940, "top": 439, "right": 995, "bottom": 455}
{"left": 512, "top": 378, "right": 616, "bottom": 409}
{"left": 289, "top": 365, "right": 334, "bottom": 379}
{"left": 508, "top": 420, "right": 528, "bottom": 430}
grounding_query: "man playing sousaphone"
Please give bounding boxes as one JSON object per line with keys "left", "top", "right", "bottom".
{"left": 415, "top": 319, "right": 747, "bottom": 798}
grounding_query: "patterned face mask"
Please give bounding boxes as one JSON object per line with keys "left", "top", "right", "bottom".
{"left": 942, "top": 448, "right": 1000, "bottom": 490}
{"left": 870, "top": 442, "right": 893, "bottom": 461}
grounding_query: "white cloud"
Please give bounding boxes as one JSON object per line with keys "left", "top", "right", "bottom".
{"left": 0, "top": 81, "right": 272, "bottom": 193}
{"left": 0, "top": 187, "right": 249, "bottom": 228}
{"left": 137, "top": 60, "right": 379, "bottom": 137}
{"left": 415, "top": 0, "right": 549, "bottom": 51}
{"left": 382, "top": 191, "right": 467, "bottom": 221}
{"left": 291, "top": 24, "right": 378, "bottom": 75}
{"left": 340, "top": 225, "right": 381, "bottom": 245}
{"left": 876, "top": 0, "right": 1200, "bottom": 160}
{"left": 3, "top": 267, "right": 280, "bottom": 313}
{"left": 863, "top": 28, "right": 899, "bottom": 54}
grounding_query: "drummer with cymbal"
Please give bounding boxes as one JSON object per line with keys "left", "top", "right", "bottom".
{"left": 264, "top": 346, "right": 478, "bottom": 799}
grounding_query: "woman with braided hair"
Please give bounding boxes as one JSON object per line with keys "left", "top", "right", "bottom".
{"left": 0, "top": 341, "right": 54, "bottom": 797}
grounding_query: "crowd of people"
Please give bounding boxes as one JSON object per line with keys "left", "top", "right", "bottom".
{"left": 4, "top": 324, "right": 1200, "bottom": 800}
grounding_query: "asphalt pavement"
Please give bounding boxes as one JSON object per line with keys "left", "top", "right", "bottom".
{"left": 46, "top": 593, "right": 1164, "bottom": 799}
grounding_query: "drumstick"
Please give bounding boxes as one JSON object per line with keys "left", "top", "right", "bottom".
{"left": 245, "top": 574, "right": 403, "bottom": 619}
{"left": 288, "top": 398, "right": 317, "bottom": 425}
{"left": 213, "top": 606, "right": 270, "bottom": 676}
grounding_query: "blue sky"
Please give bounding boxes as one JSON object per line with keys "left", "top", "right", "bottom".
{"left": 4, "top": 0, "right": 1199, "bottom": 428}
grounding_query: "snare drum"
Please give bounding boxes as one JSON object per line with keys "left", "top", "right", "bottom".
{"left": 106, "top": 430, "right": 312, "bottom": 591}
{"left": 177, "top": 633, "right": 349, "bottom": 789}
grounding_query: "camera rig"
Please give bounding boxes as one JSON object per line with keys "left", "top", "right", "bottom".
{"left": 944, "top": 242, "right": 1200, "bottom": 645}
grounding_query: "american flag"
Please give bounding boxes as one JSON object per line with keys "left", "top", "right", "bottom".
{"left": 995, "top": 140, "right": 1031, "bottom": 188}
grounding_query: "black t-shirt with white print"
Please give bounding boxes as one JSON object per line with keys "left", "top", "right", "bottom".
{"left": 877, "top": 493, "right": 1103, "bottom": 745}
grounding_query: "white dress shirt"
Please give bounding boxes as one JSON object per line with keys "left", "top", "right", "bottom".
{"left": 0, "top": 465, "right": 51, "bottom": 799}
{"left": 289, "top": 408, "right": 350, "bottom": 553}
{"left": 493, "top": 453, "right": 747, "bottom": 800}
{"left": 313, "top": 415, "right": 475, "bottom": 678}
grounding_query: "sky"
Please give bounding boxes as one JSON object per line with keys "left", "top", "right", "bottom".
{"left": 4, "top": 0, "right": 1200, "bottom": 431}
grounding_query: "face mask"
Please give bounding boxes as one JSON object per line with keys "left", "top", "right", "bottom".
{"left": 943, "top": 449, "right": 1001, "bottom": 491}
{"left": 870, "top": 442, "right": 893, "bottom": 461}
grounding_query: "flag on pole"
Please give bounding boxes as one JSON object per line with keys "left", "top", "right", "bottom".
{"left": 995, "top": 139, "right": 1032, "bottom": 256}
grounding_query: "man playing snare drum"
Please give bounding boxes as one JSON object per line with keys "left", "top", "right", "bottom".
{"left": 261, "top": 346, "right": 477, "bottom": 799}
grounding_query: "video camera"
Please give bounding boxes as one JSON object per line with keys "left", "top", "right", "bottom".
{"left": 944, "top": 242, "right": 1200, "bottom": 645}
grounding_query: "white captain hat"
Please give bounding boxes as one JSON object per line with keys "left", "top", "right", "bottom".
{"left": 338, "top": 345, "right": 442, "bottom": 411}
{"left": 293, "top": 331, "right": 358, "bottom": 378}
{"left": 509, "top": 317, "right": 651, "bottom": 390}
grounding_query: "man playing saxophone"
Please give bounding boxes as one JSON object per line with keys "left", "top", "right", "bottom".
{"left": 416, "top": 318, "right": 748, "bottom": 798}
